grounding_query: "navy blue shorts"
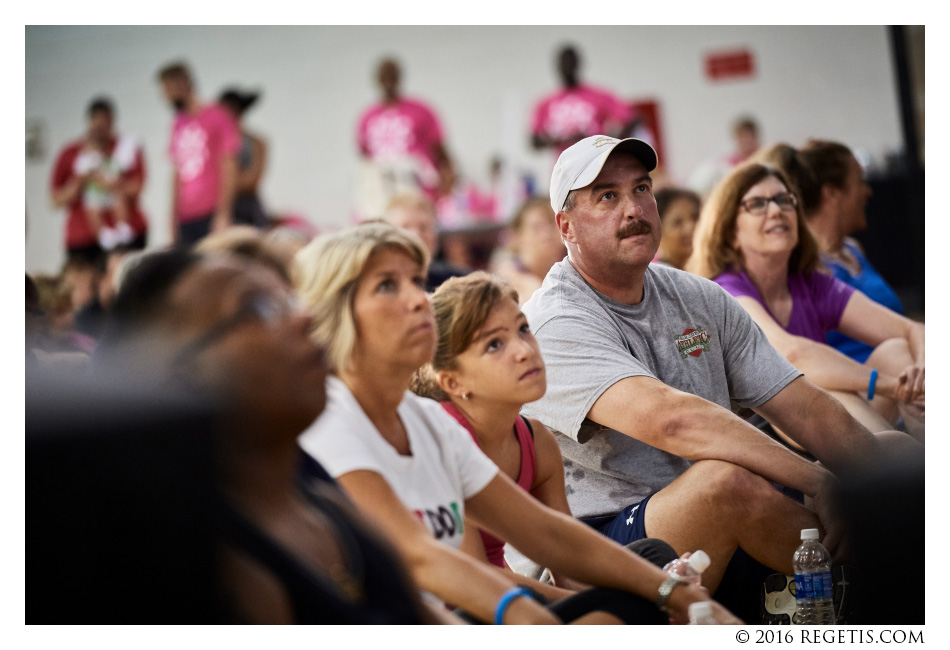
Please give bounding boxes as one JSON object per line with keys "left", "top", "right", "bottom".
{"left": 580, "top": 493, "right": 656, "bottom": 546}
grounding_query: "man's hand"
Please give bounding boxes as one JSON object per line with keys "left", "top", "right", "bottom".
{"left": 810, "top": 475, "right": 851, "bottom": 565}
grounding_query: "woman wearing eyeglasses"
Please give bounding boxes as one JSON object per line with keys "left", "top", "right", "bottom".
{"left": 754, "top": 141, "right": 924, "bottom": 441}
{"left": 686, "top": 162, "right": 924, "bottom": 443}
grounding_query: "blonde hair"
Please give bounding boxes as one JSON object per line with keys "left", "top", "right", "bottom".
{"left": 410, "top": 272, "right": 519, "bottom": 402}
{"left": 292, "top": 222, "right": 429, "bottom": 373}
{"left": 686, "top": 161, "right": 820, "bottom": 279}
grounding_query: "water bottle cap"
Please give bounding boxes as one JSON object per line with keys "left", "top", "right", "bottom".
{"left": 801, "top": 528, "right": 820, "bottom": 541}
{"left": 687, "top": 550, "right": 711, "bottom": 573}
{"left": 689, "top": 601, "right": 713, "bottom": 619}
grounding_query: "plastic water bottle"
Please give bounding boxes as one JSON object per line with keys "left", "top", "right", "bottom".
{"left": 688, "top": 601, "right": 717, "bottom": 625}
{"left": 663, "top": 550, "right": 711, "bottom": 586}
{"left": 792, "top": 528, "right": 835, "bottom": 625}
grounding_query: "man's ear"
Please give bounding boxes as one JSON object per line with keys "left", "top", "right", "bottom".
{"left": 555, "top": 211, "right": 574, "bottom": 244}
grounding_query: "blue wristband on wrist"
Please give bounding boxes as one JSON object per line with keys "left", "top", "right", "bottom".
{"left": 867, "top": 369, "right": 879, "bottom": 401}
{"left": 494, "top": 586, "right": 533, "bottom": 625}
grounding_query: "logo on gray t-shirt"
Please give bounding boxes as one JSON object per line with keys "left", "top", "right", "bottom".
{"left": 674, "top": 327, "right": 711, "bottom": 358}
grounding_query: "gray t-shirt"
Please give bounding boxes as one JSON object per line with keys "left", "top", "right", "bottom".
{"left": 521, "top": 259, "right": 801, "bottom": 518}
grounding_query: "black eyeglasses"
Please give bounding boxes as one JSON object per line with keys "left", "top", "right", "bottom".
{"left": 172, "top": 292, "right": 301, "bottom": 368}
{"left": 739, "top": 192, "right": 797, "bottom": 216}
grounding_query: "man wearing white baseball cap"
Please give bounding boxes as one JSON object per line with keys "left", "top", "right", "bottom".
{"left": 519, "top": 135, "right": 916, "bottom": 617}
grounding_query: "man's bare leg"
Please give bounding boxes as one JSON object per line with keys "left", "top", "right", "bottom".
{"left": 643, "top": 459, "right": 819, "bottom": 592}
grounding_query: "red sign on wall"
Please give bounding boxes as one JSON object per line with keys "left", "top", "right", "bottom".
{"left": 629, "top": 99, "right": 665, "bottom": 169}
{"left": 705, "top": 49, "right": 756, "bottom": 81}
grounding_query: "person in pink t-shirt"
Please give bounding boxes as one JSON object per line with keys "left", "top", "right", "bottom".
{"left": 158, "top": 62, "right": 240, "bottom": 246}
{"left": 355, "top": 58, "right": 451, "bottom": 216}
{"left": 531, "top": 46, "right": 639, "bottom": 156}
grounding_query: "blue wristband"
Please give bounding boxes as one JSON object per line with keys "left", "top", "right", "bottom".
{"left": 494, "top": 586, "right": 532, "bottom": 625}
{"left": 867, "top": 369, "right": 878, "bottom": 401}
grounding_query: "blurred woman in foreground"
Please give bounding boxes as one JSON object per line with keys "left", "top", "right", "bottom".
{"left": 99, "top": 249, "right": 438, "bottom": 623}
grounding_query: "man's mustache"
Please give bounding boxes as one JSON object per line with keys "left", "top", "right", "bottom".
{"left": 617, "top": 220, "right": 653, "bottom": 240}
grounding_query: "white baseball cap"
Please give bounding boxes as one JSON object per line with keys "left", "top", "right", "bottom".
{"left": 550, "top": 135, "right": 658, "bottom": 213}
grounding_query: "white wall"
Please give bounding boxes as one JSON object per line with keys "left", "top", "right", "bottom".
{"left": 25, "top": 25, "right": 902, "bottom": 275}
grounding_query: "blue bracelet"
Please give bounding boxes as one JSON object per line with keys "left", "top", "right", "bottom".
{"left": 494, "top": 586, "right": 533, "bottom": 625}
{"left": 867, "top": 369, "right": 879, "bottom": 401}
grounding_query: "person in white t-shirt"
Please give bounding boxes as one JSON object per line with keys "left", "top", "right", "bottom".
{"left": 294, "top": 221, "right": 738, "bottom": 625}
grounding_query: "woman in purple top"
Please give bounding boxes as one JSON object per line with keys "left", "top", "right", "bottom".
{"left": 755, "top": 141, "right": 912, "bottom": 366}
{"left": 687, "top": 163, "right": 924, "bottom": 443}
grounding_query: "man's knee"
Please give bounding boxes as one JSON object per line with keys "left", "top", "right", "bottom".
{"left": 685, "top": 460, "right": 780, "bottom": 516}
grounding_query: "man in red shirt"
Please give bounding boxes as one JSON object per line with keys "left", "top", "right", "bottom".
{"left": 158, "top": 62, "right": 240, "bottom": 246}
{"left": 50, "top": 97, "right": 149, "bottom": 263}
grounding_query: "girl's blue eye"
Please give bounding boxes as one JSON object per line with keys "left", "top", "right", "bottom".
{"left": 377, "top": 279, "right": 396, "bottom": 292}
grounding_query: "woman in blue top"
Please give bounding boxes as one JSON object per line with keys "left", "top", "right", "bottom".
{"left": 800, "top": 140, "right": 909, "bottom": 357}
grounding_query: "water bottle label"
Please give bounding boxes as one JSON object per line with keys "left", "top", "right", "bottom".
{"left": 794, "top": 571, "right": 833, "bottom": 600}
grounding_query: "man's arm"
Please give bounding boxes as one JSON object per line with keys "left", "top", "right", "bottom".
{"left": 586, "top": 375, "right": 830, "bottom": 498}
{"left": 212, "top": 154, "right": 237, "bottom": 232}
{"left": 753, "top": 375, "right": 882, "bottom": 477}
{"left": 169, "top": 172, "right": 179, "bottom": 243}
{"left": 50, "top": 175, "right": 87, "bottom": 208}
{"left": 50, "top": 147, "right": 88, "bottom": 208}
{"left": 585, "top": 374, "right": 864, "bottom": 558}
